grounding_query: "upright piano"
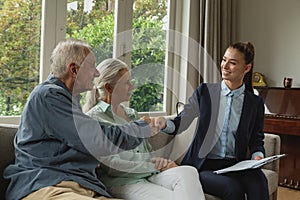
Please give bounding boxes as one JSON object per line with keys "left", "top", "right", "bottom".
{"left": 255, "top": 87, "right": 300, "bottom": 188}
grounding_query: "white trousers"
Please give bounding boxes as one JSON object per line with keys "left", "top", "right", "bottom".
{"left": 108, "top": 166, "right": 205, "bottom": 200}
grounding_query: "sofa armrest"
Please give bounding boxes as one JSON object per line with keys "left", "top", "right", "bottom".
{"left": 263, "top": 133, "right": 281, "bottom": 173}
{"left": 0, "top": 124, "right": 19, "bottom": 199}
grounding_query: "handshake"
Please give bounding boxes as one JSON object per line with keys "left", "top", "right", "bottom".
{"left": 140, "top": 116, "right": 167, "bottom": 137}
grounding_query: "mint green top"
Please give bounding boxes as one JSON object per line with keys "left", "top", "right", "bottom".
{"left": 86, "top": 100, "right": 159, "bottom": 187}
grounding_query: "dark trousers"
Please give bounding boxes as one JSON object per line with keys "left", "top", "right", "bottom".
{"left": 199, "top": 159, "right": 269, "bottom": 200}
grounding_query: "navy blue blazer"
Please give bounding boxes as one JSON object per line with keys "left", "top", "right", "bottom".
{"left": 171, "top": 83, "right": 265, "bottom": 171}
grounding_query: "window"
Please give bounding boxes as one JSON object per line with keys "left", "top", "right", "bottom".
{"left": 0, "top": 0, "right": 41, "bottom": 116}
{"left": 66, "top": 0, "right": 168, "bottom": 113}
{"left": 66, "top": 0, "right": 115, "bottom": 64}
{"left": 130, "top": 0, "right": 167, "bottom": 112}
{"left": 0, "top": 0, "right": 169, "bottom": 123}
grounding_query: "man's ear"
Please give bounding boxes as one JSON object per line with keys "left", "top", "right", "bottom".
{"left": 68, "top": 63, "right": 78, "bottom": 77}
{"left": 72, "top": 67, "right": 77, "bottom": 74}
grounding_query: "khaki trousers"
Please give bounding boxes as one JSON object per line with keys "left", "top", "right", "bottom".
{"left": 22, "top": 181, "right": 123, "bottom": 200}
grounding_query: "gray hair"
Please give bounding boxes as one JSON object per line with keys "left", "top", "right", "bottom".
{"left": 83, "top": 58, "right": 128, "bottom": 113}
{"left": 50, "top": 38, "right": 91, "bottom": 78}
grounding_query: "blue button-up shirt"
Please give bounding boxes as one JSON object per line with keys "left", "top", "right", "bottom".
{"left": 208, "top": 81, "right": 264, "bottom": 159}
{"left": 208, "top": 81, "right": 244, "bottom": 159}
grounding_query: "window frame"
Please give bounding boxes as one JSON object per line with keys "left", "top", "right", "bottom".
{"left": 0, "top": 0, "right": 172, "bottom": 124}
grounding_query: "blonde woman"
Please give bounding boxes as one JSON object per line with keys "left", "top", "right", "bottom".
{"left": 83, "top": 58, "right": 205, "bottom": 200}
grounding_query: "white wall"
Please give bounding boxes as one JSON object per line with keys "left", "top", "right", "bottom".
{"left": 236, "top": 0, "right": 300, "bottom": 87}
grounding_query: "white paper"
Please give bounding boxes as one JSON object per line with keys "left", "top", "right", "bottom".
{"left": 213, "top": 154, "right": 287, "bottom": 174}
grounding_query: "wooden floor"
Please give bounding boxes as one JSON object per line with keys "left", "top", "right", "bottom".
{"left": 277, "top": 186, "right": 300, "bottom": 200}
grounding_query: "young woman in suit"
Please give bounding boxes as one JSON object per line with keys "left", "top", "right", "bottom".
{"left": 170, "top": 42, "right": 269, "bottom": 200}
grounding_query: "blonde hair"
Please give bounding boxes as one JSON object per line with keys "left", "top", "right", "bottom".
{"left": 83, "top": 58, "right": 128, "bottom": 113}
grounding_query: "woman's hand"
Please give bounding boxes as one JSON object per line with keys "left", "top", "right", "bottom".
{"left": 150, "top": 157, "right": 178, "bottom": 172}
{"left": 253, "top": 156, "right": 263, "bottom": 160}
{"left": 160, "top": 160, "right": 178, "bottom": 172}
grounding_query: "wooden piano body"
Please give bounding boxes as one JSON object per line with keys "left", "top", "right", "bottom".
{"left": 255, "top": 87, "right": 300, "bottom": 187}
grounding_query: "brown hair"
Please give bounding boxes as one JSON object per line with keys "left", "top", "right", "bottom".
{"left": 229, "top": 41, "right": 255, "bottom": 93}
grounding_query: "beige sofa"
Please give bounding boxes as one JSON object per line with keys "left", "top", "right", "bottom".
{"left": 1, "top": 123, "right": 280, "bottom": 200}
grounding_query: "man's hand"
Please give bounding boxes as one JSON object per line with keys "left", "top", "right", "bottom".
{"left": 140, "top": 116, "right": 167, "bottom": 137}
{"left": 151, "top": 117, "right": 167, "bottom": 130}
{"left": 150, "top": 157, "right": 178, "bottom": 172}
{"left": 140, "top": 116, "right": 151, "bottom": 124}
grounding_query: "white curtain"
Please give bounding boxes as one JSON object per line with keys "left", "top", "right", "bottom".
{"left": 165, "top": 0, "right": 236, "bottom": 114}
